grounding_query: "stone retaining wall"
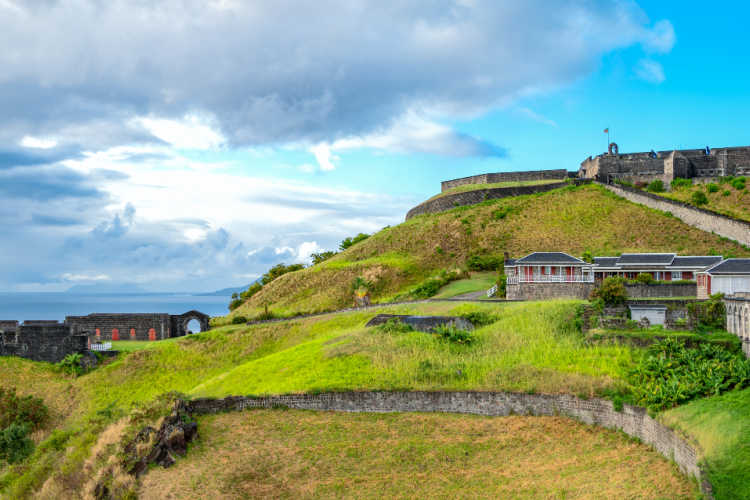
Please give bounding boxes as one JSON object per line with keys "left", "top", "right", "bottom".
{"left": 440, "top": 169, "right": 569, "bottom": 192}
{"left": 506, "top": 282, "right": 594, "bottom": 300}
{"left": 186, "top": 391, "right": 712, "bottom": 498}
{"left": 603, "top": 183, "right": 750, "bottom": 246}
{"left": 406, "top": 181, "right": 586, "bottom": 220}
{"left": 625, "top": 283, "right": 697, "bottom": 298}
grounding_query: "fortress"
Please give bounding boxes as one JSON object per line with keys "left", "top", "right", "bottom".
{"left": 578, "top": 144, "right": 750, "bottom": 184}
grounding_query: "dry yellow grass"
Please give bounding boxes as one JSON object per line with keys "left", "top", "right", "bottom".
{"left": 139, "top": 410, "right": 698, "bottom": 499}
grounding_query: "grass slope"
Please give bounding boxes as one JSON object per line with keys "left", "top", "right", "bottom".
{"left": 658, "top": 181, "right": 750, "bottom": 222}
{"left": 139, "top": 410, "right": 697, "bottom": 499}
{"left": 432, "top": 271, "right": 497, "bottom": 299}
{"left": 227, "top": 184, "right": 750, "bottom": 321}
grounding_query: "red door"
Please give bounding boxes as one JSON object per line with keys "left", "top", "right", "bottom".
{"left": 566, "top": 266, "right": 572, "bottom": 281}
{"left": 111, "top": 328, "right": 119, "bottom": 341}
{"left": 130, "top": 328, "right": 136, "bottom": 339}
{"left": 707, "top": 275, "right": 712, "bottom": 295}
{"left": 95, "top": 328, "right": 101, "bottom": 339}
{"left": 148, "top": 328, "right": 156, "bottom": 341}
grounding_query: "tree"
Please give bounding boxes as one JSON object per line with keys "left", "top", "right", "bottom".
{"left": 635, "top": 273, "right": 654, "bottom": 284}
{"left": 0, "top": 423, "right": 33, "bottom": 464}
{"left": 261, "top": 263, "right": 305, "bottom": 285}
{"left": 311, "top": 251, "right": 336, "bottom": 265}
{"left": 590, "top": 277, "right": 627, "bottom": 306}
{"left": 339, "top": 233, "right": 370, "bottom": 251}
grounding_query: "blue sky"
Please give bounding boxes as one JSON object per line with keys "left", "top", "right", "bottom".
{"left": 1, "top": 0, "right": 747, "bottom": 292}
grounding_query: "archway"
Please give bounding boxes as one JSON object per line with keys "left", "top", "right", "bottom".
{"left": 186, "top": 318, "right": 202, "bottom": 334}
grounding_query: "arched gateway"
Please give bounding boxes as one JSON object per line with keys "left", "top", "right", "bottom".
{"left": 65, "top": 310, "right": 211, "bottom": 342}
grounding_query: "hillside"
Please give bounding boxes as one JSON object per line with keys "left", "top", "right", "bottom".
{"left": 657, "top": 178, "right": 750, "bottom": 222}
{"left": 226, "top": 183, "right": 750, "bottom": 322}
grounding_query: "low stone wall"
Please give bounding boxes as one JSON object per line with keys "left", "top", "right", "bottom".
{"left": 365, "top": 314, "right": 474, "bottom": 331}
{"left": 186, "top": 391, "right": 712, "bottom": 497}
{"left": 440, "top": 169, "right": 569, "bottom": 192}
{"left": 506, "top": 282, "right": 593, "bottom": 300}
{"left": 0, "top": 323, "right": 88, "bottom": 363}
{"left": 406, "top": 181, "right": 584, "bottom": 220}
{"left": 625, "top": 283, "right": 697, "bottom": 298}
{"left": 602, "top": 183, "right": 750, "bottom": 246}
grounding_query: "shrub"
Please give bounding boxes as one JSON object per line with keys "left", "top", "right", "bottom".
{"left": 628, "top": 338, "right": 750, "bottom": 411}
{"left": 57, "top": 353, "right": 86, "bottom": 377}
{"left": 635, "top": 273, "right": 654, "bottom": 284}
{"left": 731, "top": 176, "right": 746, "bottom": 190}
{"left": 466, "top": 254, "right": 501, "bottom": 271}
{"left": 460, "top": 311, "right": 497, "bottom": 327}
{"left": 228, "top": 298, "right": 244, "bottom": 311}
{"left": 634, "top": 181, "right": 647, "bottom": 189}
{"left": 432, "top": 325, "right": 475, "bottom": 345}
{"left": 261, "top": 263, "right": 305, "bottom": 285}
{"left": 691, "top": 190, "right": 708, "bottom": 206}
{"left": 495, "top": 274, "right": 507, "bottom": 298}
{"left": 231, "top": 315, "right": 247, "bottom": 324}
{"left": 671, "top": 177, "right": 692, "bottom": 189}
{"left": 310, "top": 251, "right": 336, "bottom": 265}
{"left": 723, "top": 190, "right": 731, "bottom": 196}
{"left": 240, "top": 282, "right": 262, "bottom": 300}
{"left": 646, "top": 180, "right": 664, "bottom": 192}
{"left": 375, "top": 318, "right": 414, "bottom": 334}
{"left": 590, "top": 277, "right": 627, "bottom": 306}
{"left": 688, "top": 293, "right": 725, "bottom": 331}
{"left": 339, "top": 233, "right": 370, "bottom": 251}
{"left": 581, "top": 250, "right": 593, "bottom": 263}
{"left": 0, "top": 423, "right": 33, "bottom": 464}
{"left": 491, "top": 206, "right": 518, "bottom": 220}
{"left": 0, "top": 388, "right": 48, "bottom": 431}
{"left": 706, "top": 183, "right": 719, "bottom": 193}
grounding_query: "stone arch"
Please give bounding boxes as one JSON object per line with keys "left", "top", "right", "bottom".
{"left": 608, "top": 142, "right": 619, "bottom": 155}
{"left": 171, "top": 310, "right": 210, "bottom": 337}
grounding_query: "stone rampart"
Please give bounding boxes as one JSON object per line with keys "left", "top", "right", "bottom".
{"left": 506, "top": 282, "right": 594, "bottom": 301}
{"left": 441, "top": 169, "right": 569, "bottom": 192}
{"left": 406, "top": 181, "right": 578, "bottom": 220}
{"left": 602, "top": 183, "right": 750, "bottom": 247}
{"left": 365, "top": 314, "right": 474, "bottom": 331}
{"left": 0, "top": 322, "right": 88, "bottom": 363}
{"left": 724, "top": 295, "right": 750, "bottom": 357}
{"left": 625, "top": 283, "right": 697, "bottom": 298}
{"left": 185, "top": 391, "right": 712, "bottom": 497}
{"left": 66, "top": 310, "right": 210, "bottom": 342}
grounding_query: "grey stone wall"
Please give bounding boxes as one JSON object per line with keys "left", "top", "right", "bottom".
{"left": 724, "top": 295, "right": 750, "bottom": 358}
{"left": 186, "top": 391, "right": 712, "bottom": 497}
{"left": 66, "top": 310, "right": 210, "bottom": 342}
{"left": 0, "top": 322, "right": 88, "bottom": 363}
{"left": 441, "top": 169, "right": 569, "bottom": 192}
{"left": 365, "top": 314, "right": 474, "bottom": 331}
{"left": 507, "top": 282, "right": 593, "bottom": 300}
{"left": 406, "top": 181, "right": 587, "bottom": 220}
{"left": 603, "top": 183, "right": 750, "bottom": 247}
{"left": 625, "top": 283, "right": 697, "bottom": 298}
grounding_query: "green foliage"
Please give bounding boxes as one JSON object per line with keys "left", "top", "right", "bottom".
{"left": 581, "top": 250, "right": 593, "bottom": 263}
{"left": 466, "top": 254, "right": 501, "bottom": 271}
{"left": 491, "top": 205, "right": 518, "bottom": 220}
{"left": 628, "top": 339, "right": 750, "bottom": 411}
{"left": 688, "top": 293, "right": 726, "bottom": 331}
{"left": 262, "top": 263, "right": 305, "bottom": 285}
{"left": 231, "top": 315, "right": 247, "bottom": 324}
{"left": 691, "top": 190, "right": 708, "bottom": 206}
{"left": 460, "top": 311, "right": 498, "bottom": 327}
{"left": 0, "top": 423, "right": 33, "bottom": 464}
{"left": 408, "top": 270, "right": 461, "bottom": 299}
{"left": 731, "top": 176, "right": 746, "bottom": 190}
{"left": 590, "top": 277, "right": 627, "bottom": 306}
{"left": 634, "top": 272, "right": 654, "bottom": 284}
{"left": 0, "top": 387, "right": 48, "bottom": 431}
{"left": 311, "top": 251, "right": 337, "bottom": 265}
{"left": 240, "top": 282, "right": 262, "bottom": 300}
{"left": 56, "top": 353, "right": 85, "bottom": 377}
{"left": 339, "top": 233, "right": 370, "bottom": 251}
{"left": 723, "top": 189, "right": 731, "bottom": 196}
{"left": 646, "top": 180, "right": 664, "bottom": 193}
{"left": 431, "top": 325, "right": 476, "bottom": 345}
{"left": 706, "top": 183, "right": 719, "bottom": 193}
{"left": 351, "top": 276, "right": 373, "bottom": 294}
{"left": 375, "top": 319, "right": 414, "bottom": 334}
{"left": 671, "top": 177, "right": 692, "bottom": 189}
{"left": 228, "top": 298, "right": 244, "bottom": 311}
{"left": 495, "top": 274, "right": 507, "bottom": 298}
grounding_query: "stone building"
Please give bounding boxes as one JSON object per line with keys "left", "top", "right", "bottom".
{"left": 505, "top": 252, "right": 595, "bottom": 300}
{"left": 725, "top": 293, "right": 750, "bottom": 357}
{"left": 0, "top": 321, "right": 88, "bottom": 363}
{"left": 66, "top": 310, "right": 210, "bottom": 342}
{"left": 578, "top": 145, "right": 750, "bottom": 185}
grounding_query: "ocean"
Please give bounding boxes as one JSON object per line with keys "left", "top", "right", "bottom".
{"left": 0, "top": 293, "right": 232, "bottom": 322}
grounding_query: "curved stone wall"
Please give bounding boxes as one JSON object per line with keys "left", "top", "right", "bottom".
{"left": 186, "top": 391, "right": 713, "bottom": 498}
{"left": 441, "top": 169, "right": 569, "bottom": 192}
{"left": 406, "top": 181, "right": 575, "bottom": 220}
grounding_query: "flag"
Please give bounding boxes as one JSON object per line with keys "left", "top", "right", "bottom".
{"left": 603, "top": 128, "right": 609, "bottom": 134}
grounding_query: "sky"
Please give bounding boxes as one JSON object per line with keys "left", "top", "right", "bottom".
{"left": 1, "top": 0, "right": 748, "bottom": 292}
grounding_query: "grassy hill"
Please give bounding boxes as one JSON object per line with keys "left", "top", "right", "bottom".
{"left": 225, "top": 183, "right": 750, "bottom": 322}
{"left": 657, "top": 178, "right": 750, "bottom": 222}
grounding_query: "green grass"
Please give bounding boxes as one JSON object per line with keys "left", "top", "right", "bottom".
{"left": 110, "top": 339, "right": 182, "bottom": 352}
{"left": 662, "top": 387, "right": 750, "bottom": 499}
{"left": 426, "top": 179, "right": 563, "bottom": 201}
{"left": 227, "top": 184, "right": 750, "bottom": 322}
{"left": 587, "top": 328, "right": 741, "bottom": 350}
{"left": 432, "top": 271, "right": 497, "bottom": 298}
{"left": 657, "top": 180, "right": 750, "bottom": 222}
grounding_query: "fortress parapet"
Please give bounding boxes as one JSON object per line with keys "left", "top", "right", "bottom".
{"left": 441, "top": 169, "right": 569, "bottom": 192}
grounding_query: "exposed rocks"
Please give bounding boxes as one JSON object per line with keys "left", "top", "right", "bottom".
{"left": 366, "top": 314, "right": 474, "bottom": 332}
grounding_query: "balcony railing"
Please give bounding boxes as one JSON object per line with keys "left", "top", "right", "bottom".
{"left": 507, "top": 274, "right": 594, "bottom": 285}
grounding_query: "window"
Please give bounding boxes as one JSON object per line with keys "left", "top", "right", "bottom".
{"left": 672, "top": 271, "right": 682, "bottom": 280}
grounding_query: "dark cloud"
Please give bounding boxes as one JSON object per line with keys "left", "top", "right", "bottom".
{"left": 31, "top": 214, "right": 82, "bottom": 226}
{"left": 0, "top": 166, "right": 104, "bottom": 200}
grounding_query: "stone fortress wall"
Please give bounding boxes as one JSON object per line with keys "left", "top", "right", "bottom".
{"left": 440, "top": 169, "right": 569, "bottom": 192}
{"left": 0, "top": 321, "right": 88, "bottom": 363}
{"left": 186, "top": 391, "right": 713, "bottom": 498}
{"left": 725, "top": 293, "right": 750, "bottom": 357}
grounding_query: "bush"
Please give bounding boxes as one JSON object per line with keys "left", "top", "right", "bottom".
{"left": 432, "top": 325, "right": 475, "bottom": 345}
{"left": 635, "top": 273, "right": 654, "bottom": 284}
{"left": 240, "top": 282, "right": 262, "bottom": 300}
{"left": 628, "top": 338, "right": 750, "bottom": 411}
{"left": 706, "top": 183, "right": 719, "bottom": 193}
{"left": 691, "top": 190, "right": 708, "bottom": 206}
{"left": 731, "top": 176, "right": 746, "bottom": 190}
{"left": 0, "top": 423, "right": 33, "bottom": 464}
{"left": 671, "top": 177, "right": 692, "bottom": 189}
{"left": 339, "top": 233, "right": 370, "bottom": 251}
{"left": 311, "top": 251, "right": 337, "bottom": 265}
{"left": 375, "top": 318, "right": 414, "bottom": 334}
{"left": 460, "top": 311, "right": 498, "bottom": 327}
{"left": 688, "top": 293, "right": 725, "bottom": 331}
{"left": 228, "top": 298, "right": 244, "bottom": 311}
{"left": 590, "top": 277, "right": 627, "bottom": 306}
{"left": 466, "top": 254, "right": 501, "bottom": 271}
{"left": 231, "top": 315, "right": 247, "bottom": 324}
{"left": 261, "top": 263, "right": 305, "bottom": 285}
{"left": 408, "top": 270, "right": 461, "bottom": 299}
{"left": 723, "top": 189, "right": 731, "bottom": 196}
{"left": 0, "top": 388, "right": 48, "bottom": 431}
{"left": 646, "top": 180, "right": 664, "bottom": 192}
{"left": 57, "top": 353, "right": 85, "bottom": 377}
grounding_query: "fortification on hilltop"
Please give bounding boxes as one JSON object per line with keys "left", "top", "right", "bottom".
{"left": 578, "top": 144, "right": 750, "bottom": 185}
{"left": 440, "top": 169, "right": 569, "bottom": 192}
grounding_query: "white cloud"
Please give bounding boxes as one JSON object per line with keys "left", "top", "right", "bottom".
{"left": 134, "top": 114, "right": 225, "bottom": 150}
{"left": 635, "top": 59, "right": 665, "bottom": 84}
{"left": 296, "top": 241, "right": 324, "bottom": 263}
{"left": 516, "top": 107, "right": 557, "bottom": 127}
{"left": 20, "top": 135, "right": 58, "bottom": 149}
{"left": 310, "top": 144, "right": 337, "bottom": 171}
{"left": 61, "top": 272, "right": 110, "bottom": 282}
{"left": 642, "top": 20, "right": 675, "bottom": 54}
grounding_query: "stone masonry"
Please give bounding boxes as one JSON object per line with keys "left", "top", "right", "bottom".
{"left": 440, "top": 169, "right": 569, "bottom": 192}
{"left": 66, "top": 310, "right": 210, "bottom": 342}
{"left": 506, "top": 282, "right": 594, "bottom": 300}
{"left": 0, "top": 321, "right": 88, "bottom": 363}
{"left": 185, "top": 391, "right": 713, "bottom": 498}
{"left": 725, "top": 294, "right": 750, "bottom": 357}
{"left": 624, "top": 283, "right": 697, "bottom": 298}
{"left": 603, "top": 183, "right": 750, "bottom": 247}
